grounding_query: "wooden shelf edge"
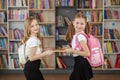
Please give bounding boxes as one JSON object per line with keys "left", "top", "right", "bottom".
{"left": 77, "top": 8, "right": 103, "bottom": 11}
{"left": 0, "top": 68, "right": 120, "bottom": 74}
{"left": 29, "top": 9, "right": 55, "bottom": 11}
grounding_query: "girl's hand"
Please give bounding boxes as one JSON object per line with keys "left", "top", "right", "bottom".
{"left": 44, "top": 50, "right": 54, "bottom": 56}
{"left": 65, "top": 48, "right": 73, "bottom": 53}
{"left": 45, "top": 48, "right": 53, "bottom": 50}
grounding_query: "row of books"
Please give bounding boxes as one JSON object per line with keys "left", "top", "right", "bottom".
{"left": 104, "top": 0, "right": 120, "bottom": 6}
{"left": 104, "top": 10, "right": 119, "bottom": 19}
{"left": 104, "top": 54, "right": 120, "bottom": 68}
{"left": 55, "top": 29, "right": 65, "bottom": 40}
{"left": 39, "top": 25, "right": 53, "bottom": 36}
{"left": 0, "top": 26, "right": 7, "bottom": 36}
{"left": 0, "top": 54, "right": 8, "bottom": 68}
{"left": 56, "top": 16, "right": 70, "bottom": 27}
{"left": 0, "top": 38, "right": 7, "bottom": 49}
{"left": 0, "top": 0, "right": 6, "bottom": 9}
{"left": 8, "top": 55, "right": 51, "bottom": 69}
{"left": 30, "top": 13, "right": 43, "bottom": 22}
{"left": 91, "top": 24, "right": 102, "bottom": 36}
{"left": 77, "top": 0, "right": 102, "bottom": 8}
{"left": 29, "top": 0, "right": 51, "bottom": 9}
{"left": 8, "top": 56, "right": 21, "bottom": 69}
{"left": 56, "top": 40, "right": 69, "bottom": 48}
{"left": 56, "top": 27, "right": 68, "bottom": 36}
{"left": 30, "top": 12, "right": 54, "bottom": 22}
{"left": 9, "top": 42, "right": 19, "bottom": 53}
{"left": 9, "top": 9, "right": 28, "bottom": 20}
{"left": 40, "top": 59, "right": 49, "bottom": 68}
{"left": 104, "top": 41, "right": 120, "bottom": 54}
{"left": 8, "top": 0, "right": 28, "bottom": 7}
{"left": 79, "top": 11, "right": 103, "bottom": 22}
{"left": 9, "top": 28, "right": 24, "bottom": 39}
{"left": 104, "top": 28, "right": 120, "bottom": 39}
{"left": 0, "top": 12, "right": 7, "bottom": 22}
{"left": 56, "top": 0, "right": 75, "bottom": 7}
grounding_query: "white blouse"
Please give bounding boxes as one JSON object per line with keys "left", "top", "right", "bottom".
{"left": 71, "top": 32, "right": 87, "bottom": 57}
{"left": 25, "top": 35, "right": 42, "bottom": 57}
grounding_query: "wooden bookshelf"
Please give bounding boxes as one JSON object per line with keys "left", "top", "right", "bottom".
{"left": 89, "top": 22, "right": 103, "bottom": 24}
{"left": 77, "top": 8, "right": 103, "bottom": 11}
{"left": 29, "top": 9, "right": 55, "bottom": 11}
{"left": 0, "top": 0, "right": 8, "bottom": 70}
{"left": 0, "top": 9, "right": 7, "bottom": 12}
{"left": 0, "top": 36, "right": 8, "bottom": 38}
{"left": 7, "top": 0, "right": 28, "bottom": 69}
{"left": 0, "top": 0, "right": 120, "bottom": 73}
{"left": 8, "top": 6, "right": 28, "bottom": 9}
{"left": 0, "top": 22, "right": 7, "bottom": 25}
{"left": 38, "top": 22, "right": 55, "bottom": 25}
{"left": 103, "top": 0, "right": 120, "bottom": 70}
{"left": 104, "top": 19, "right": 120, "bottom": 22}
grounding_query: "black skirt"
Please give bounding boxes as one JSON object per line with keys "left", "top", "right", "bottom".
{"left": 24, "top": 60, "right": 44, "bottom": 80}
{"left": 70, "top": 56, "right": 93, "bottom": 80}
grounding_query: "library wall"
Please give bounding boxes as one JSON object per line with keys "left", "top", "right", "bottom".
{"left": 0, "top": 0, "right": 120, "bottom": 77}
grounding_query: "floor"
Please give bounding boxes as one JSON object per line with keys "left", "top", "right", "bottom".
{"left": 0, "top": 73, "right": 120, "bottom": 80}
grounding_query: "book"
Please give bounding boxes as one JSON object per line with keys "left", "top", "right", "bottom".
{"left": 58, "top": 57, "right": 67, "bottom": 68}
{"left": 104, "top": 57, "right": 111, "bottom": 68}
{"left": 115, "top": 54, "right": 120, "bottom": 68}
{"left": 113, "top": 10, "right": 119, "bottom": 19}
{"left": 106, "top": 42, "right": 113, "bottom": 53}
{"left": 59, "top": 56, "right": 74, "bottom": 68}
{"left": 57, "top": 57, "right": 63, "bottom": 68}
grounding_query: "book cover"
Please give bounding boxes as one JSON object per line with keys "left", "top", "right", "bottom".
{"left": 59, "top": 56, "right": 74, "bottom": 68}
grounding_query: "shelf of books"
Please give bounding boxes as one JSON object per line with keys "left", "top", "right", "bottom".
{"left": 0, "top": 0, "right": 120, "bottom": 73}
{"left": 7, "top": 0, "right": 28, "bottom": 69}
{"left": 103, "top": 0, "right": 120, "bottom": 70}
{"left": 28, "top": 0, "right": 56, "bottom": 70}
{"left": 55, "top": 0, "right": 77, "bottom": 69}
{"left": 0, "top": 0, "right": 8, "bottom": 69}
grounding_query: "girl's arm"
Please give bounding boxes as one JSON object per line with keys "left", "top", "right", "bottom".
{"left": 65, "top": 40, "right": 90, "bottom": 57}
{"left": 29, "top": 46, "right": 53, "bottom": 61}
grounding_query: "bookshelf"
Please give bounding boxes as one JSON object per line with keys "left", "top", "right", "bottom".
{"left": 7, "top": 0, "right": 28, "bottom": 69}
{"left": 0, "top": 0, "right": 120, "bottom": 73}
{"left": 0, "top": 0, "right": 8, "bottom": 69}
{"left": 0, "top": 0, "right": 56, "bottom": 70}
{"left": 55, "top": 0, "right": 77, "bottom": 69}
{"left": 103, "top": 0, "right": 120, "bottom": 69}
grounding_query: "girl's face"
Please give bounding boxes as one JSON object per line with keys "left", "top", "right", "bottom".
{"left": 30, "top": 19, "right": 39, "bottom": 35}
{"left": 73, "top": 18, "right": 86, "bottom": 33}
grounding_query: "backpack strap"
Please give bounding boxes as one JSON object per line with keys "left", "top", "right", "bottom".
{"left": 22, "top": 40, "right": 28, "bottom": 61}
{"left": 74, "top": 32, "right": 88, "bottom": 50}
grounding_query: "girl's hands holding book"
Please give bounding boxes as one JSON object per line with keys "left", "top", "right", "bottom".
{"left": 63, "top": 45, "right": 73, "bottom": 54}
{"left": 44, "top": 50, "right": 54, "bottom": 56}
{"left": 64, "top": 47, "right": 73, "bottom": 53}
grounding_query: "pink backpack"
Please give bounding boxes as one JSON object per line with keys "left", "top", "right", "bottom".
{"left": 75, "top": 32, "right": 104, "bottom": 67}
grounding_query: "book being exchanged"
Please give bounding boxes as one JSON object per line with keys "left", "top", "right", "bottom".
{"left": 53, "top": 49, "right": 66, "bottom": 53}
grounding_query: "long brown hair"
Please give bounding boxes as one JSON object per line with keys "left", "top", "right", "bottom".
{"left": 65, "top": 12, "right": 91, "bottom": 41}
{"left": 20, "top": 16, "right": 41, "bottom": 45}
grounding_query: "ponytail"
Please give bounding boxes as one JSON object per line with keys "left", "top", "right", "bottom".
{"left": 85, "top": 22, "right": 91, "bottom": 35}
{"left": 65, "top": 21, "right": 75, "bottom": 41}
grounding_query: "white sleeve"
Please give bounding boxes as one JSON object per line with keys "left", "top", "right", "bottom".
{"left": 27, "top": 37, "right": 39, "bottom": 48}
{"left": 78, "top": 34, "right": 87, "bottom": 42}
